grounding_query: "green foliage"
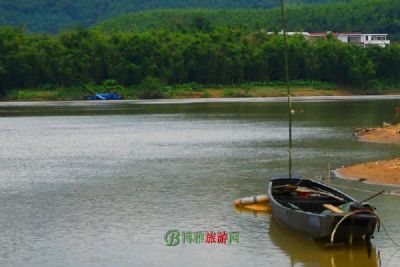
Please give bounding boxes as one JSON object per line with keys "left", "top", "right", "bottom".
{"left": 96, "top": 0, "right": 400, "bottom": 41}
{"left": 83, "top": 79, "right": 125, "bottom": 95}
{"left": 222, "top": 88, "right": 251, "bottom": 97}
{"left": 202, "top": 90, "right": 212, "bottom": 98}
{"left": 0, "top": 0, "right": 340, "bottom": 33}
{"left": 137, "top": 77, "right": 167, "bottom": 99}
{"left": 7, "top": 86, "right": 85, "bottom": 101}
{"left": 0, "top": 26, "right": 399, "bottom": 99}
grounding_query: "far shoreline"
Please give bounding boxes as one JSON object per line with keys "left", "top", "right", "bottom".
{"left": 1, "top": 94, "right": 400, "bottom": 107}
{"left": 2, "top": 81, "right": 400, "bottom": 104}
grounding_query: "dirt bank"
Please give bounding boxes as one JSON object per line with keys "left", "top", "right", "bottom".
{"left": 337, "top": 123, "right": 400, "bottom": 185}
{"left": 336, "top": 158, "right": 400, "bottom": 185}
{"left": 353, "top": 123, "right": 400, "bottom": 144}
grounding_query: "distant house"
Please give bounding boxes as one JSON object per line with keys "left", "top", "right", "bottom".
{"left": 267, "top": 30, "right": 390, "bottom": 48}
{"left": 336, "top": 32, "right": 390, "bottom": 48}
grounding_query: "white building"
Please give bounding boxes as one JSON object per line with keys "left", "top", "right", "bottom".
{"left": 336, "top": 33, "right": 390, "bottom": 48}
{"left": 267, "top": 31, "right": 310, "bottom": 38}
{"left": 266, "top": 31, "right": 390, "bottom": 48}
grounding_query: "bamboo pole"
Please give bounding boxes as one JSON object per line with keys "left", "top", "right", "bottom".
{"left": 279, "top": 0, "right": 292, "bottom": 178}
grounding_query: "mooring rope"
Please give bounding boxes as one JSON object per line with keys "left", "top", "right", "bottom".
{"left": 380, "top": 219, "right": 400, "bottom": 248}
{"left": 315, "top": 180, "right": 400, "bottom": 197}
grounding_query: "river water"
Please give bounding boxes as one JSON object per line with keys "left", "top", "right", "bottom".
{"left": 0, "top": 97, "right": 399, "bottom": 267}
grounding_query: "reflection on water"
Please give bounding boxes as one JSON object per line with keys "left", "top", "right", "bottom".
{"left": 0, "top": 99, "right": 399, "bottom": 266}
{"left": 269, "top": 219, "right": 380, "bottom": 267}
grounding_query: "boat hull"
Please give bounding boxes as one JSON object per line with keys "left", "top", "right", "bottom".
{"left": 268, "top": 177, "right": 377, "bottom": 242}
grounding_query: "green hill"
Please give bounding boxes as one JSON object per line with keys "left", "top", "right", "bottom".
{"left": 96, "top": 0, "right": 400, "bottom": 40}
{"left": 0, "top": 0, "right": 342, "bottom": 33}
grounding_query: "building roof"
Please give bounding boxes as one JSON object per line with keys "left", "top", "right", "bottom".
{"left": 337, "top": 32, "right": 363, "bottom": 36}
{"left": 366, "top": 33, "right": 389, "bottom": 36}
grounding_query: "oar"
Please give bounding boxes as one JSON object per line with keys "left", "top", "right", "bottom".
{"left": 361, "top": 190, "right": 385, "bottom": 203}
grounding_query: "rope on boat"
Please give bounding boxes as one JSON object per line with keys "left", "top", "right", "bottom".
{"left": 330, "top": 209, "right": 381, "bottom": 245}
{"left": 328, "top": 189, "right": 400, "bottom": 247}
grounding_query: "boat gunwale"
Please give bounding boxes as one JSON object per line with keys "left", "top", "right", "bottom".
{"left": 267, "top": 177, "right": 376, "bottom": 219}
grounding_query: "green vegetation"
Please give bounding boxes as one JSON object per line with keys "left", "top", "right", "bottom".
{"left": 6, "top": 80, "right": 342, "bottom": 101}
{"left": 0, "top": 26, "right": 399, "bottom": 100}
{"left": 0, "top": 0, "right": 342, "bottom": 33}
{"left": 96, "top": 0, "right": 400, "bottom": 41}
{"left": 1, "top": 0, "right": 399, "bottom": 101}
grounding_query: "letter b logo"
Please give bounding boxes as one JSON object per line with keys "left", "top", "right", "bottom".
{"left": 164, "top": 230, "right": 180, "bottom": 246}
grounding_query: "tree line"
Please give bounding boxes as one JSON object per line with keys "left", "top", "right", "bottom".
{"left": 0, "top": 0, "right": 339, "bottom": 33}
{"left": 0, "top": 26, "right": 399, "bottom": 96}
{"left": 97, "top": 0, "right": 400, "bottom": 41}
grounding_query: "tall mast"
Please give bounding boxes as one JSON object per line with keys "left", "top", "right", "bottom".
{"left": 279, "top": 0, "right": 292, "bottom": 178}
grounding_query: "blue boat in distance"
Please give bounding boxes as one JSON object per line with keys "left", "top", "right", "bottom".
{"left": 85, "top": 93, "right": 122, "bottom": 100}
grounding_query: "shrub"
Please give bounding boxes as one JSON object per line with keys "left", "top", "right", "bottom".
{"left": 137, "top": 77, "right": 166, "bottom": 99}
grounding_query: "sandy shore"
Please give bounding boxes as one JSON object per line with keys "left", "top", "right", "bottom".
{"left": 354, "top": 123, "right": 400, "bottom": 144}
{"left": 336, "top": 158, "right": 400, "bottom": 185}
{"left": 337, "top": 123, "right": 400, "bottom": 185}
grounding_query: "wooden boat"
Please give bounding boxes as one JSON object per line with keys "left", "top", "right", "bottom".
{"left": 266, "top": 0, "right": 380, "bottom": 246}
{"left": 268, "top": 177, "right": 378, "bottom": 243}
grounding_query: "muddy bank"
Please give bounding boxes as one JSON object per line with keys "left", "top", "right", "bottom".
{"left": 353, "top": 123, "right": 400, "bottom": 144}
{"left": 336, "top": 158, "right": 400, "bottom": 185}
{"left": 336, "top": 123, "right": 400, "bottom": 185}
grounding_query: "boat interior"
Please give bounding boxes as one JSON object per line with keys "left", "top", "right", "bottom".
{"left": 271, "top": 179, "right": 350, "bottom": 214}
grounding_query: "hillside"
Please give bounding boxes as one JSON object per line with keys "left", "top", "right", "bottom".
{"left": 96, "top": 0, "right": 400, "bottom": 40}
{"left": 0, "top": 0, "right": 341, "bottom": 33}
{"left": 1, "top": 25, "right": 399, "bottom": 98}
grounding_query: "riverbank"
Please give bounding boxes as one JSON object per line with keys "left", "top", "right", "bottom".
{"left": 4, "top": 78, "right": 400, "bottom": 102}
{"left": 337, "top": 123, "right": 400, "bottom": 185}
{"left": 336, "top": 158, "right": 400, "bottom": 185}
{"left": 3, "top": 81, "right": 347, "bottom": 102}
{"left": 353, "top": 123, "right": 400, "bottom": 144}
{"left": 2, "top": 95, "right": 400, "bottom": 107}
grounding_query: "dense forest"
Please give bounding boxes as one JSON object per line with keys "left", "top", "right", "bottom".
{"left": 97, "top": 0, "right": 400, "bottom": 40}
{"left": 0, "top": 0, "right": 342, "bottom": 33}
{"left": 0, "top": 26, "right": 399, "bottom": 98}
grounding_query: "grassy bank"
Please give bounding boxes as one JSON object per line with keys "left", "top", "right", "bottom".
{"left": 3, "top": 80, "right": 399, "bottom": 102}
{"left": 3, "top": 80, "right": 337, "bottom": 101}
